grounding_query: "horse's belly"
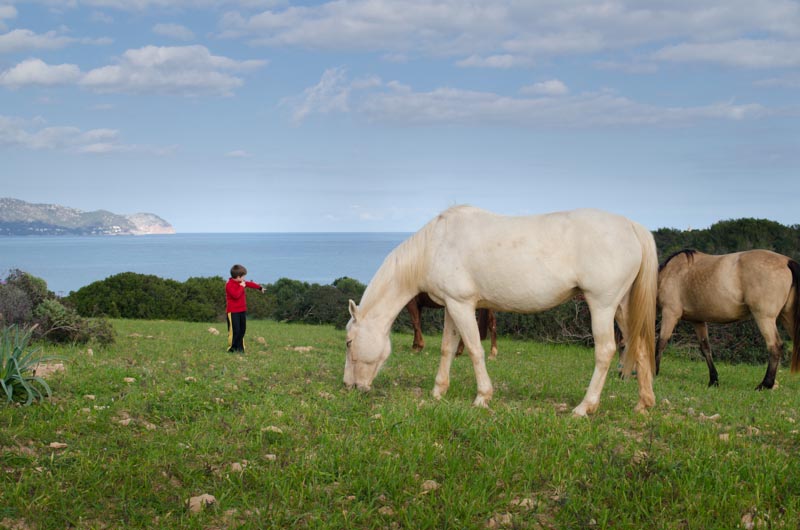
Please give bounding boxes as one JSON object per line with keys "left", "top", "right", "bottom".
{"left": 476, "top": 280, "right": 578, "bottom": 313}
{"left": 683, "top": 303, "right": 750, "bottom": 323}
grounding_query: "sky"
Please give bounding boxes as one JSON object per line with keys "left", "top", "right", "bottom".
{"left": 1, "top": 0, "right": 799, "bottom": 233}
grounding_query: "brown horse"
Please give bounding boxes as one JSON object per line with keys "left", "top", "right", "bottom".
{"left": 656, "top": 249, "right": 800, "bottom": 388}
{"left": 405, "top": 293, "right": 498, "bottom": 358}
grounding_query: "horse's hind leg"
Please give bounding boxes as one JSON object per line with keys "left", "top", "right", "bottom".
{"left": 693, "top": 323, "right": 718, "bottom": 387}
{"left": 754, "top": 316, "right": 784, "bottom": 390}
{"left": 488, "top": 310, "right": 498, "bottom": 359}
{"left": 445, "top": 302, "right": 493, "bottom": 407}
{"left": 406, "top": 300, "right": 425, "bottom": 351}
{"left": 573, "top": 306, "right": 617, "bottom": 417}
{"left": 432, "top": 308, "right": 461, "bottom": 400}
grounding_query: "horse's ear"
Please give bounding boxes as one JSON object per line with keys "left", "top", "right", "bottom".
{"left": 348, "top": 299, "right": 359, "bottom": 321}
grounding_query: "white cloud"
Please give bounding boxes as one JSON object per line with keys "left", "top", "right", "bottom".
{"left": 225, "top": 149, "right": 250, "bottom": 157}
{"left": 0, "top": 46, "right": 264, "bottom": 95}
{"left": 288, "top": 69, "right": 770, "bottom": 128}
{"left": 218, "top": 1, "right": 800, "bottom": 70}
{"left": 0, "top": 28, "right": 75, "bottom": 53}
{"left": 0, "top": 5, "right": 17, "bottom": 19}
{"left": 654, "top": 39, "right": 800, "bottom": 68}
{"left": 755, "top": 74, "right": 800, "bottom": 88}
{"left": 0, "top": 58, "right": 81, "bottom": 88}
{"left": 520, "top": 79, "right": 569, "bottom": 96}
{"left": 284, "top": 67, "right": 352, "bottom": 125}
{"left": 593, "top": 59, "right": 658, "bottom": 74}
{"left": 153, "top": 22, "right": 195, "bottom": 41}
{"left": 0, "top": 114, "right": 173, "bottom": 154}
{"left": 0, "top": 5, "right": 17, "bottom": 31}
{"left": 456, "top": 54, "right": 532, "bottom": 69}
{"left": 90, "top": 10, "right": 114, "bottom": 24}
{"left": 24, "top": 0, "right": 286, "bottom": 11}
{"left": 79, "top": 45, "right": 266, "bottom": 96}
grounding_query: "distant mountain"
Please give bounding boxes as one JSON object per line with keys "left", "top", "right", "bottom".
{"left": 0, "top": 198, "right": 175, "bottom": 236}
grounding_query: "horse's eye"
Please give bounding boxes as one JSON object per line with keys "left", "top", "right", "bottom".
{"left": 346, "top": 340, "right": 353, "bottom": 348}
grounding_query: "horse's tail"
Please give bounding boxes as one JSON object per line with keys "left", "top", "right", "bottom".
{"left": 621, "top": 222, "right": 658, "bottom": 380}
{"left": 477, "top": 308, "right": 489, "bottom": 340}
{"left": 789, "top": 259, "right": 800, "bottom": 373}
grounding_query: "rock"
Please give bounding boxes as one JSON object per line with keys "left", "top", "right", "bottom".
{"left": 187, "top": 494, "right": 216, "bottom": 513}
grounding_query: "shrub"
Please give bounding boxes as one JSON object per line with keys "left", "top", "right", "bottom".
{"left": 68, "top": 272, "right": 184, "bottom": 320}
{"left": 0, "top": 325, "right": 54, "bottom": 405}
{"left": 266, "top": 278, "right": 310, "bottom": 322}
{"left": 4, "top": 269, "right": 50, "bottom": 308}
{"left": 1, "top": 270, "right": 114, "bottom": 345}
{"left": 33, "top": 298, "right": 115, "bottom": 345}
{"left": 0, "top": 284, "right": 33, "bottom": 326}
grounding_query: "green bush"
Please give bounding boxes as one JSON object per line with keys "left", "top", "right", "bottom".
{"left": 0, "top": 283, "right": 33, "bottom": 325}
{"left": 1, "top": 270, "right": 112, "bottom": 345}
{"left": 34, "top": 298, "right": 115, "bottom": 345}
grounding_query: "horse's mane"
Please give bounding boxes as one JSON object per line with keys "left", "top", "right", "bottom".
{"left": 358, "top": 205, "right": 481, "bottom": 314}
{"left": 358, "top": 214, "right": 438, "bottom": 313}
{"left": 659, "top": 248, "right": 697, "bottom": 272}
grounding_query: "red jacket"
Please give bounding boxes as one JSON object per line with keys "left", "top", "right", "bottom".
{"left": 226, "top": 278, "right": 263, "bottom": 313}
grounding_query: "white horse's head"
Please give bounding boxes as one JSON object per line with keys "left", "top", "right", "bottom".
{"left": 343, "top": 299, "right": 391, "bottom": 392}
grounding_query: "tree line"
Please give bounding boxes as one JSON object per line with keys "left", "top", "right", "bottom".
{"left": 2, "top": 217, "right": 798, "bottom": 363}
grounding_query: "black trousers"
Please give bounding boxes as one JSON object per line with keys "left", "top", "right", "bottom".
{"left": 227, "top": 311, "right": 247, "bottom": 352}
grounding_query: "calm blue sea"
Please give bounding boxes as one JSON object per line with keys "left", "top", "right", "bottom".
{"left": 0, "top": 233, "right": 410, "bottom": 296}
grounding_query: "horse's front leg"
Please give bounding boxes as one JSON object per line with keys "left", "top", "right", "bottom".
{"left": 446, "top": 302, "right": 493, "bottom": 407}
{"left": 432, "top": 308, "right": 460, "bottom": 400}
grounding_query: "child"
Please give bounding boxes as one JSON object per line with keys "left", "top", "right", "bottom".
{"left": 225, "top": 264, "right": 264, "bottom": 353}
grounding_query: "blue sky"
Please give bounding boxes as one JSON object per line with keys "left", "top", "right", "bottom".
{"left": 1, "top": 0, "right": 799, "bottom": 233}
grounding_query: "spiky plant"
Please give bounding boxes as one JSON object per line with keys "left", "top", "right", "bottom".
{"left": 0, "top": 325, "right": 54, "bottom": 405}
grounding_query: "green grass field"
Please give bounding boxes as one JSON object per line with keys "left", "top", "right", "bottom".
{"left": 1, "top": 319, "right": 799, "bottom": 529}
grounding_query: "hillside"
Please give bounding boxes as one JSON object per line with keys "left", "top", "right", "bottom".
{"left": 0, "top": 198, "right": 175, "bottom": 236}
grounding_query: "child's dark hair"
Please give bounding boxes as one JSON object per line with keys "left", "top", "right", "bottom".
{"left": 230, "top": 264, "right": 247, "bottom": 278}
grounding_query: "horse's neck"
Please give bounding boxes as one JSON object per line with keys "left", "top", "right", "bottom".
{"left": 360, "top": 279, "right": 418, "bottom": 334}
{"left": 360, "top": 245, "right": 424, "bottom": 333}
{"left": 359, "top": 226, "right": 431, "bottom": 332}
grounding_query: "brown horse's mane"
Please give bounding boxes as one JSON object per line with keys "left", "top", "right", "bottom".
{"left": 659, "top": 248, "right": 697, "bottom": 272}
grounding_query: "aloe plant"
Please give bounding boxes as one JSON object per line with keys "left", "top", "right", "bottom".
{"left": 0, "top": 325, "right": 54, "bottom": 405}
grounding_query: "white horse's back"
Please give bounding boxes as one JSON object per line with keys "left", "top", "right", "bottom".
{"left": 421, "top": 207, "right": 644, "bottom": 314}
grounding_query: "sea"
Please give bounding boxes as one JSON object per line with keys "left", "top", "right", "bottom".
{"left": 0, "top": 233, "right": 411, "bottom": 296}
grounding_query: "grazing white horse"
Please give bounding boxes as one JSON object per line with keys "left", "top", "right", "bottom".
{"left": 344, "top": 206, "right": 658, "bottom": 416}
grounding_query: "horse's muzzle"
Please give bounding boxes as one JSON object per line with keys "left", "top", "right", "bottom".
{"left": 344, "top": 382, "right": 371, "bottom": 392}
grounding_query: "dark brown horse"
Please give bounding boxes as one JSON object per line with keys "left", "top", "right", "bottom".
{"left": 656, "top": 249, "right": 800, "bottom": 388}
{"left": 405, "top": 293, "right": 498, "bottom": 358}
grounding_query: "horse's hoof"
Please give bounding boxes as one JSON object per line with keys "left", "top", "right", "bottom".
{"left": 572, "top": 400, "right": 597, "bottom": 416}
{"left": 472, "top": 395, "right": 491, "bottom": 408}
{"left": 571, "top": 406, "right": 588, "bottom": 418}
{"left": 708, "top": 380, "right": 719, "bottom": 388}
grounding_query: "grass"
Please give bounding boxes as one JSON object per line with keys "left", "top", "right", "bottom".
{"left": 1, "top": 318, "right": 799, "bottom": 529}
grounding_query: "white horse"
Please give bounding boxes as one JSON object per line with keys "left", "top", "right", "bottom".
{"left": 344, "top": 205, "right": 658, "bottom": 416}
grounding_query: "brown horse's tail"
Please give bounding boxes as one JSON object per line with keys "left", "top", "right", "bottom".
{"left": 789, "top": 260, "right": 800, "bottom": 373}
{"left": 477, "top": 309, "right": 489, "bottom": 340}
{"left": 621, "top": 222, "right": 658, "bottom": 381}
